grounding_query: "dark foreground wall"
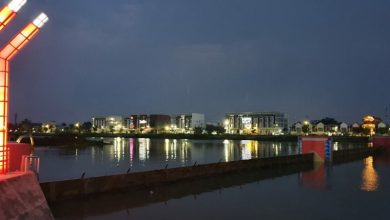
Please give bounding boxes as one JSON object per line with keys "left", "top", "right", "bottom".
{"left": 41, "top": 154, "right": 313, "bottom": 203}
{"left": 0, "top": 172, "right": 53, "bottom": 219}
{"left": 51, "top": 163, "right": 314, "bottom": 219}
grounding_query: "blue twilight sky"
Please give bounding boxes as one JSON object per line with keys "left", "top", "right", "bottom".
{"left": 1, "top": 0, "right": 390, "bottom": 124}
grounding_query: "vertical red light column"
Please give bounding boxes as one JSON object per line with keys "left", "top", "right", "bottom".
{"left": 0, "top": 59, "right": 8, "bottom": 174}
{"left": 0, "top": 12, "right": 48, "bottom": 174}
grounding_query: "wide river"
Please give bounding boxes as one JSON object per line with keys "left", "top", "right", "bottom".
{"left": 36, "top": 138, "right": 389, "bottom": 220}
{"left": 35, "top": 138, "right": 365, "bottom": 182}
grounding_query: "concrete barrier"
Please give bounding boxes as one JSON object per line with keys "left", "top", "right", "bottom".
{"left": 0, "top": 172, "right": 53, "bottom": 219}
{"left": 41, "top": 154, "right": 313, "bottom": 203}
{"left": 50, "top": 163, "right": 314, "bottom": 218}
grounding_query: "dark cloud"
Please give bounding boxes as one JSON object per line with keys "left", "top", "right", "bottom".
{"left": 3, "top": 0, "right": 390, "bottom": 123}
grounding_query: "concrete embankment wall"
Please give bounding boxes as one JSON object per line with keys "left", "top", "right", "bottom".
{"left": 51, "top": 163, "right": 314, "bottom": 218}
{"left": 41, "top": 147, "right": 380, "bottom": 204}
{"left": 41, "top": 154, "right": 313, "bottom": 203}
{"left": 0, "top": 172, "right": 53, "bottom": 219}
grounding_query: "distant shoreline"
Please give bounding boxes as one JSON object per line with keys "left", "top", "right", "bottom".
{"left": 11, "top": 133, "right": 370, "bottom": 146}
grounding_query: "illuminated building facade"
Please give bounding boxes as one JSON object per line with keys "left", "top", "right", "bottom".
{"left": 92, "top": 116, "right": 123, "bottom": 133}
{"left": 173, "top": 113, "right": 205, "bottom": 133}
{"left": 0, "top": 0, "right": 48, "bottom": 174}
{"left": 362, "top": 115, "right": 381, "bottom": 136}
{"left": 128, "top": 114, "right": 171, "bottom": 133}
{"left": 93, "top": 114, "right": 171, "bottom": 133}
{"left": 149, "top": 115, "right": 171, "bottom": 130}
{"left": 124, "top": 115, "right": 138, "bottom": 131}
{"left": 138, "top": 114, "right": 149, "bottom": 130}
{"left": 225, "top": 112, "right": 288, "bottom": 135}
{"left": 92, "top": 117, "right": 106, "bottom": 129}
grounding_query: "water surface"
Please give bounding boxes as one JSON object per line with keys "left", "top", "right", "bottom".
{"left": 35, "top": 138, "right": 367, "bottom": 182}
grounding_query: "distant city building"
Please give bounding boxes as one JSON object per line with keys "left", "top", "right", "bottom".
{"left": 340, "top": 122, "right": 348, "bottom": 134}
{"left": 291, "top": 122, "right": 303, "bottom": 135}
{"left": 351, "top": 123, "right": 361, "bottom": 135}
{"left": 224, "top": 112, "right": 288, "bottom": 135}
{"left": 149, "top": 114, "right": 171, "bottom": 133}
{"left": 92, "top": 117, "right": 106, "bottom": 130}
{"left": 378, "top": 122, "right": 387, "bottom": 129}
{"left": 92, "top": 116, "right": 123, "bottom": 133}
{"left": 131, "top": 114, "right": 171, "bottom": 133}
{"left": 123, "top": 115, "right": 139, "bottom": 132}
{"left": 92, "top": 114, "right": 170, "bottom": 133}
{"left": 314, "top": 122, "right": 325, "bottom": 135}
{"left": 106, "top": 116, "right": 124, "bottom": 132}
{"left": 173, "top": 113, "right": 205, "bottom": 133}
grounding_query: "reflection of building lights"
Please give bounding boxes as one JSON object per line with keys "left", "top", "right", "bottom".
{"left": 240, "top": 140, "right": 259, "bottom": 160}
{"left": 180, "top": 140, "right": 188, "bottom": 164}
{"left": 173, "top": 139, "right": 177, "bottom": 159}
{"left": 165, "top": 139, "right": 169, "bottom": 160}
{"left": 129, "top": 138, "right": 134, "bottom": 164}
{"left": 333, "top": 142, "right": 339, "bottom": 151}
{"left": 223, "top": 140, "right": 233, "bottom": 162}
{"left": 275, "top": 144, "right": 279, "bottom": 156}
{"left": 113, "top": 137, "right": 125, "bottom": 161}
{"left": 139, "top": 138, "right": 150, "bottom": 162}
{"left": 164, "top": 139, "right": 178, "bottom": 160}
{"left": 361, "top": 156, "right": 379, "bottom": 192}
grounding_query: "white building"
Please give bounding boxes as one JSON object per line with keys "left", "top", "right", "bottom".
{"left": 340, "top": 122, "right": 348, "bottom": 134}
{"left": 225, "top": 112, "right": 288, "bottom": 135}
{"left": 92, "top": 115, "right": 124, "bottom": 133}
{"left": 173, "top": 113, "right": 205, "bottom": 133}
{"left": 314, "top": 122, "right": 325, "bottom": 135}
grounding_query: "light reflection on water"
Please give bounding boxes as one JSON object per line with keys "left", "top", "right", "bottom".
{"left": 361, "top": 156, "right": 379, "bottom": 192}
{"left": 35, "top": 138, "right": 367, "bottom": 182}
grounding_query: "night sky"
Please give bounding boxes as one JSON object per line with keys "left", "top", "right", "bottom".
{"left": 3, "top": 0, "right": 390, "bottom": 124}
